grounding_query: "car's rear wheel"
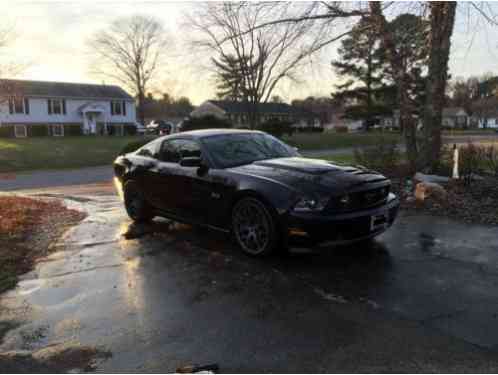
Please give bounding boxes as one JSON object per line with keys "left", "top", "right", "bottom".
{"left": 232, "top": 197, "right": 278, "bottom": 256}
{"left": 124, "top": 181, "right": 153, "bottom": 222}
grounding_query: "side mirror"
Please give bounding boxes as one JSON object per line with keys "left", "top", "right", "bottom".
{"left": 180, "top": 157, "right": 202, "bottom": 167}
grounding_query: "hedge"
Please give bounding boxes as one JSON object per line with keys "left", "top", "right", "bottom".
{"left": 0, "top": 126, "right": 14, "bottom": 137}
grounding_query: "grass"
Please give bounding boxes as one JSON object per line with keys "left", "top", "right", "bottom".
{"left": 0, "top": 136, "right": 148, "bottom": 173}
{"left": 0, "top": 133, "right": 399, "bottom": 173}
{"left": 282, "top": 132, "right": 400, "bottom": 151}
{"left": 310, "top": 153, "right": 356, "bottom": 165}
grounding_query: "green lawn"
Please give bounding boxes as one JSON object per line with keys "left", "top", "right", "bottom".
{"left": 282, "top": 132, "right": 400, "bottom": 150}
{"left": 0, "top": 132, "right": 398, "bottom": 173}
{"left": 0, "top": 136, "right": 147, "bottom": 173}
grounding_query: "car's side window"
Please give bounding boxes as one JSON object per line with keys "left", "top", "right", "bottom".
{"left": 136, "top": 141, "right": 158, "bottom": 158}
{"left": 177, "top": 140, "right": 201, "bottom": 159}
{"left": 158, "top": 139, "right": 202, "bottom": 164}
{"left": 158, "top": 140, "right": 181, "bottom": 163}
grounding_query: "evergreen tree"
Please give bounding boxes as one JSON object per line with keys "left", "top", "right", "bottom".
{"left": 384, "top": 14, "right": 429, "bottom": 112}
{"left": 332, "top": 14, "right": 429, "bottom": 130}
{"left": 212, "top": 54, "right": 248, "bottom": 101}
{"left": 332, "top": 17, "right": 386, "bottom": 129}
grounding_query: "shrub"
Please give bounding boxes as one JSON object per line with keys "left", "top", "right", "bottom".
{"left": 482, "top": 145, "right": 498, "bottom": 176}
{"left": 295, "top": 126, "right": 324, "bottom": 133}
{"left": 258, "top": 119, "right": 294, "bottom": 138}
{"left": 0, "top": 126, "right": 14, "bottom": 138}
{"left": 124, "top": 124, "right": 137, "bottom": 136}
{"left": 119, "top": 136, "right": 157, "bottom": 155}
{"left": 458, "top": 142, "right": 490, "bottom": 182}
{"left": 181, "top": 115, "right": 232, "bottom": 132}
{"left": 29, "top": 125, "right": 49, "bottom": 137}
{"left": 354, "top": 137, "right": 401, "bottom": 174}
{"left": 335, "top": 126, "right": 349, "bottom": 133}
{"left": 64, "top": 124, "right": 83, "bottom": 136}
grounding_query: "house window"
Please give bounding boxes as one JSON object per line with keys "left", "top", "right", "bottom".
{"left": 51, "top": 124, "right": 64, "bottom": 137}
{"left": 111, "top": 101, "right": 127, "bottom": 116}
{"left": 48, "top": 99, "right": 67, "bottom": 115}
{"left": 8, "top": 97, "right": 29, "bottom": 114}
{"left": 14, "top": 125, "right": 27, "bottom": 138}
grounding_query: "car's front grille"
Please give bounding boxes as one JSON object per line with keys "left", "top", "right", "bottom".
{"left": 326, "top": 186, "right": 390, "bottom": 213}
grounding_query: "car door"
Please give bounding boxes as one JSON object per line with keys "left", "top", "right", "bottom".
{"left": 174, "top": 139, "right": 234, "bottom": 227}
{"left": 133, "top": 140, "right": 161, "bottom": 205}
{"left": 147, "top": 139, "right": 182, "bottom": 214}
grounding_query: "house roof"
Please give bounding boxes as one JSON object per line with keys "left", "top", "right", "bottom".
{"left": 442, "top": 107, "right": 467, "bottom": 117}
{"left": 0, "top": 79, "right": 133, "bottom": 100}
{"left": 208, "top": 100, "right": 304, "bottom": 116}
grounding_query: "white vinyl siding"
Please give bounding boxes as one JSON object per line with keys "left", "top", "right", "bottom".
{"left": 0, "top": 98, "right": 136, "bottom": 124}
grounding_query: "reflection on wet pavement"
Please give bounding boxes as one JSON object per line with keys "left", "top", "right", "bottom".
{"left": 1, "top": 189, "right": 498, "bottom": 372}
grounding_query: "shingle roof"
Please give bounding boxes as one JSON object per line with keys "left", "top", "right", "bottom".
{"left": 0, "top": 79, "right": 133, "bottom": 100}
{"left": 209, "top": 100, "right": 302, "bottom": 115}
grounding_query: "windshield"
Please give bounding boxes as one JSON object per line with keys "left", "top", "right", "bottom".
{"left": 202, "top": 133, "right": 298, "bottom": 168}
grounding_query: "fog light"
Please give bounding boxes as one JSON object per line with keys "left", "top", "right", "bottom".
{"left": 340, "top": 194, "right": 350, "bottom": 205}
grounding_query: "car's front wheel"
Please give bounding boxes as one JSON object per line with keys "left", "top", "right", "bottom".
{"left": 232, "top": 197, "right": 278, "bottom": 256}
{"left": 123, "top": 180, "right": 153, "bottom": 222}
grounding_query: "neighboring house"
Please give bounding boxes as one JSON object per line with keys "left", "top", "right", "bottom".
{"left": 442, "top": 107, "right": 468, "bottom": 129}
{"left": 474, "top": 110, "right": 498, "bottom": 129}
{"left": 325, "top": 112, "right": 363, "bottom": 132}
{"left": 190, "top": 100, "right": 321, "bottom": 128}
{"left": 0, "top": 79, "right": 136, "bottom": 137}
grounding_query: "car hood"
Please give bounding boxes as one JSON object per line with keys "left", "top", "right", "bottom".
{"left": 229, "top": 157, "right": 389, "bottom": 195}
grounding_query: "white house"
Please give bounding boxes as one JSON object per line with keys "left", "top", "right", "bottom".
{"left": 475, "top": 112, "right": 498, "bottom": 129}
{"left": 0, "top": 79, "right": 136, "bottom": 137}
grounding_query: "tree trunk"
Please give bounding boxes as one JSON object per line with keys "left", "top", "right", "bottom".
{"left": 137, "top": 90, "right": 145, "bottom": 125}
{"left": 421, "top": 2, "right": 457, "bottom": 171}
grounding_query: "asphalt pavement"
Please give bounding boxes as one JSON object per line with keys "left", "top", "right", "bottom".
{"left": 1, "top": 186, "right": 498, "bottom": 372}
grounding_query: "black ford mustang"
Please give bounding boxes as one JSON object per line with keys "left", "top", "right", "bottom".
{"left": 114, "top": 129, "right": 399, "bottom": 256}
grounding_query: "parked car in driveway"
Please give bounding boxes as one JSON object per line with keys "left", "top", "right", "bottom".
{"left": 146, "top": 120, "right": 174, "bottom": 135}
{"left": 114, "top": 129, "right": 399, "bottom": 256}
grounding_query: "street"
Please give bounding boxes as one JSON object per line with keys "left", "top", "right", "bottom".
{"left": 1, "top": 183, "right": 498, "bottom": 372}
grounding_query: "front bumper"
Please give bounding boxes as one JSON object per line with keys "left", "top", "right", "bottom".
{"left": 284, "top": 193, "right": 400, "bottom": 247}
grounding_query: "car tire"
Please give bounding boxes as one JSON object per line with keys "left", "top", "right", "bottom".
{"left": 123, "top": 180, "right": 153, "bottom": 222}
{"left": 232, "top": 197, "right": 279, "bottom": 257}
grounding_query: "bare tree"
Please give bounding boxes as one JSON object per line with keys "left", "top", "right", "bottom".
{"left": 187, "top": 3, "right": 336, "bottom": 128}
{"left": 88, "top": 15, "right": 169, "bottom": 124}
{"left": 0, "top": 26, "right": 26, "bottom": 112}
{"left": 239, "top": 1, "right": 497, "bottom": 172}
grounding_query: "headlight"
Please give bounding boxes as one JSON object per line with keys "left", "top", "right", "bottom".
{"left": 293, "top": 195, "right": 329, "bottom": 212}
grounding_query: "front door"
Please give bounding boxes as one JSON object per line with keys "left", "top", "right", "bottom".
{"left": 88, "top": 114, "right": 97, "bottom": 134}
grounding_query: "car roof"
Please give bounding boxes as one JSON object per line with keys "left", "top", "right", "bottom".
{"left": 168, "top": 128, "right": 263, "bottom": 139}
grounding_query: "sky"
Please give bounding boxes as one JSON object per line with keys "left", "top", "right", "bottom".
{"left": 2, "top": 0, "right": 498, "bottom": 105}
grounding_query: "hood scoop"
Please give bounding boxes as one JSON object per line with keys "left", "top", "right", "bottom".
{"left": 253, "top": 157, "right": 347, "bottom": 175}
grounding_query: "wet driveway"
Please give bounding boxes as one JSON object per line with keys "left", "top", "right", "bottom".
{"left": 1, "top": 185, "right": 498, "bottom": 372}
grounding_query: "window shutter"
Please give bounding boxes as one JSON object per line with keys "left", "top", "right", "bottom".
{"left": 48, "top": 99, "right": 52, "bottom": 115}
{"left": 24, "top": 98, "right": 30, "bottom": 114}
{"left": 122, "top": 101, "right": 126, "bottom": 116}
{"left": 110, "top": 101, "right": 114, "bottom": 116}
{"left": 62, "top": 100, "right": 66, "bottom": 115}
{"left": 8, "top": 97, "right": 13, "bottom": 114}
